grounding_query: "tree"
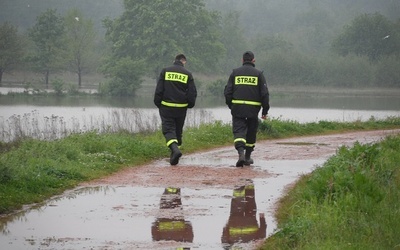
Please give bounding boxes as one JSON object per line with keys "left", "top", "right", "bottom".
{"left": 104, "top": 0, "right": 224, "bottom": 77}
{"left": 217, "top": 11, "right": 246, "bottom": 72}
{"left": 28, "top": 9, "right": 65, "bottom": 87}
{"left": 99, "top": 56, "right": 145, "bottom": 96}
{"left": 64, "top": 8, "right": 97, "bottom": 87}
{"left": 0, "top": 22, "right": 24, "bottom": 84}
{"left": 332, "top": 13, "right": 400, "bottom": 61}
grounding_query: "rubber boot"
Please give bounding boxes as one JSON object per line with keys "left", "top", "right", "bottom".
{"left": 244, "top": 147, "right": 254, "bottom": 166}
{"left": 169, "top": 143, "right": 182, "bottom": 165}
{"left": 236, "top": 147, "right": 245, "bottom": 167}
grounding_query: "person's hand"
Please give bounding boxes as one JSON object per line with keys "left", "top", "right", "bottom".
{"left": 261, "top": 114, "right": 267, "bottom": 120}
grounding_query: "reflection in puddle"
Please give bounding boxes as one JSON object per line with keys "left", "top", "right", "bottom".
{"left": 222, "top": 179, "right": 266, "bottom": 248}
{"left": 0, "top": 159, "right": 324, "bottom": 249}
{"left": 152, "top": 187, "right": 194, "bottom": 244}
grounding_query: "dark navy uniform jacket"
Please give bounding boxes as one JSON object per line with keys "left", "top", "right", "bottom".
{"left": 224, "top": 62, "right": 269, "bottom": 118}
{"left": 154, "top": 60, "right": 197, "bottom": 117}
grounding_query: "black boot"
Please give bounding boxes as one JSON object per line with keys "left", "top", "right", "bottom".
{"left": 244, "top": 147, "right": 254, "bottom": 166}
{"left": 169, "top": 143, "right": 182, "bottom": 165}
{"left": 236, "top": 147, "right": 245, "bottom": 167}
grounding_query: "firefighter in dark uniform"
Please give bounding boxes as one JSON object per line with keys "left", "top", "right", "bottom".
{"left": 151, "top": 187, "right": 194, "bottom": 244}
{"left": 221, "top": 180, "right": 267, "bottom": 247}
{"left": 224, "top": 51, "right": 269, "bottom": 167}
{"left": 154, "top": 54, "right": 197, "bottom": 165}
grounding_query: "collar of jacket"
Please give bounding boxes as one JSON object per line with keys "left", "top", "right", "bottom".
{"left": 242, "top": 61, "right": 255, "bottom": 67}
{"left": 173, "top": 60, "right": 184, "bottom": 67}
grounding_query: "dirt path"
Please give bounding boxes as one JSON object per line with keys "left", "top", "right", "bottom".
{"left": 1, "top": 129, "right": 399, "bottom": 250}
{"left": 81, "top": 129, "right": 400, "bottom": 249}
{"left": 88, "top": 129, "right": 400, "bottom": 188}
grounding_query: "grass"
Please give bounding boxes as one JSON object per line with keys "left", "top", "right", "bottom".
{"left": 258, "top": 116, "right": 400, "bottom": 139}
{"left": 0, "top": 116, "right": 400, "bottom": 217}
{"left": 259, "top": 133, "right": 400, "bottom": 249}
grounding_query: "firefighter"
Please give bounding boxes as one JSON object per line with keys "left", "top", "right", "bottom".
{"left": 154, "top": 54, "right": 197, "bottom": 165}
{"left": 151, "top": 187, "right": 194, "bottom": 243}
{"left": 221, "top": 180, "right": 267, "bottom": 247}
{"left": 224, "top": 51, "right": 270, "bottom": 167}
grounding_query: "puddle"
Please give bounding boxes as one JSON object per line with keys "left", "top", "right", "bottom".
{"left": 0, "top": 158, "right": 324, "bottom": 250}
{"left": 2, "top": 130, "right": 398, "bottom": 249}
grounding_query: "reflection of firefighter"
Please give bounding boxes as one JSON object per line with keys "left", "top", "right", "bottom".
{"left": 151, "top": 187, "right": 194, "bottom": 243}
{"left": 221, "top": 180, "right": 267, "bottom": 246}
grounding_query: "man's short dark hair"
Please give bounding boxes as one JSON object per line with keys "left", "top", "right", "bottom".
{"left": 175, "top": 54, "right": 186, "bottom": 61}
{"left": 243, "top": 51, "right": 255, "bottom": 62}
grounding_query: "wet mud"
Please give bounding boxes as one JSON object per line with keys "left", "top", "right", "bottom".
{"left": 1, "top": 129, "right": 399, "bottom": 250}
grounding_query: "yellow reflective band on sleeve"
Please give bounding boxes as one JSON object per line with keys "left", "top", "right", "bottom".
{"left": 158, "top": 221, "right": 186, "bottom": 231}
{"left": 167, "top": 139, "right": 178, "bottom": 147}
{"left": 165, "top": 72, "right": 188, "bottom": 84}
{"left": 233, "top": 189, "right": 245, "bottom": 197}
{"left": 161, "top": 101, "right": 189, "bottom": 108}
{"left": 229, "top": 226, "right": 259, "bottom": 235}
{"left": 235, "top": 76, "right": 258, "bottom": 85}
{"left": 234, "top": 138, "right": 246, "bottom": 143}
{"left": 232, "top": 99, "right": 261, "bottom": 106}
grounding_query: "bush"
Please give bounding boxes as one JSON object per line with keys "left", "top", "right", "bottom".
{"left": 374, "top": 55, "right": 400, "bottom": 87}
{"left": 99, "top": 57, "right": 146, "bottom": 97}
{"left": 51, "top": 78, "right": 65, "bottom": 96}
{"left": 323, "top": 54, "right": 374, "bottom": 87}
{"left": 260, "top": 48, "right": 326, "bottom": 86}
{"left": 206, "top": 79, "right": 226, "bottom": 97}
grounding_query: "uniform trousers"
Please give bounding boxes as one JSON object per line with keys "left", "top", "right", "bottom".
{"left": 160, "top": 112, "right": 186, "bottom": 146}
{"left": 232, "top": 116, "right": 258, "bottom": 150}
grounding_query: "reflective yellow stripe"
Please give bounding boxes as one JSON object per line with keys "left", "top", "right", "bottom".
{"left": 229, "top": 226, "right": 259, "bottom": 235}
{"left": 167, "top": 139, "right": 178, "bottom": 147}
{"left": 165, "top": 72, "right": 188, "bottom": 84}
{"left": 246, "top": 143, "right": 255, "bottom": 147}
{"left": 234, "top": 138, "right": 246, "bottom": 143}
{"left": 161, "top": 101, "right": 188, "bottom": 108}
{"left": 235, "top": 76, "right": 258, "bottom": 85}
{"left": 233, "top": 189, "right": 245, "bottom": 197}
{"left": 166, "top": 187, "right": 178, "bottom": 194}
{"left": 158, "top": 221, "right": 186, "bottom": 231}
{"left": 232, "top": 99, "right": 261, "bottom": 106}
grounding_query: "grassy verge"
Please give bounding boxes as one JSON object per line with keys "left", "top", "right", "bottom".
{"left": 260, "top": 134, "right": 400, "bottom": 250}
{"left": 1, "top": 117, "right": 400, "bottom": 215}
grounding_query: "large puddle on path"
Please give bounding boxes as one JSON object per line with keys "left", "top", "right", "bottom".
{"left": 0, "top": 158, "right": 325, "bottom": 250}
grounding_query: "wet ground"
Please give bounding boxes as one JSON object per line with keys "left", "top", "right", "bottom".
{"left": 1, "top": 129, "right": 399, "bottom": 250}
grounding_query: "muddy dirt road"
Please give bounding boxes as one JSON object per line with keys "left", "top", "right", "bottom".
{"left": 1, "top": 129, "right": 399, "bottom": 250}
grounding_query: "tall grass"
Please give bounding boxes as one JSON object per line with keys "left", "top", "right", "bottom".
{"left": 0, "top": 108, "right": 214, "bottom": 142}
{"left": 258, "top": 116, "right": 400, "bottom": 138}
{"left": 260, "top": 135, "right": 400, "bottom": 250}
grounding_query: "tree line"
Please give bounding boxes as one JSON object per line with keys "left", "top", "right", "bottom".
{"left": 0, "top": 0, "right": 399, "bottom": 97}
{"left": 0, "top": 8, "right": 100, "bottom": 90}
